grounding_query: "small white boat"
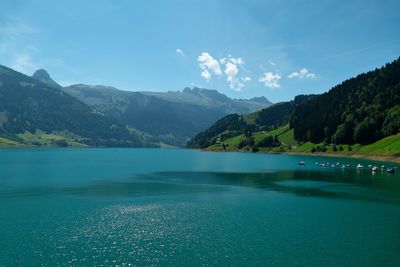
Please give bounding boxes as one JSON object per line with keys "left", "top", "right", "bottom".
{"left": 371, "top": 166, "right": 378, "bottom": 172}
{"left": 387, "top": 168, "right": 395, "bottom": 174}
{"left": 299, "top": 161, "right": 306, "bottom": 166}
{"left": 357, "top": 164, "right": 364, "bottom": 169}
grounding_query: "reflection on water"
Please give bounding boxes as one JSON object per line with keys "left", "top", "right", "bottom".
{"left": 1, "top": 169, "right": 400, "bottom": 205}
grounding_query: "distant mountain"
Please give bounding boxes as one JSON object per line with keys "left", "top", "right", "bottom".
{"left": 141, "top": 87, "right": 272, "bottom": 114}
{"left": 0, "top": 65, "right": 152, "bottom": 147}
{"left": 32, "top": 69, "right": 62, "bottom": 88}
{"left": 15, "top": 66, "right": 271, "bottom": 146}
{"left": 62, "top": 85, "right": 272, "bottom": 146}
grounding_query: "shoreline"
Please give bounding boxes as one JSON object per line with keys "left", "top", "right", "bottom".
{"left": 1, "top": 144, "right": 399, "bottom": 164}
{"left": 203, "top": 148, "right": 400, "bottom": 164}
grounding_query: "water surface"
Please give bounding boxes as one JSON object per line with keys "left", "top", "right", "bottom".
{"left": 0, "top": 148, "right": 399, "bottom": 266}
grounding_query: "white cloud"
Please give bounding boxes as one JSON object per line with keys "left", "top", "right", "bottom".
{"left": 198, "top": 52, "right": 222, "bottom": 81}
{"left": 230, "top": 57, "right": 244, "bottom": 66}
{"left": 176, "top": 48, "right": 185, "bottom": 56}
{"left": 259, "top": 72, "right": 281, "bottom": 88}
{"left": 201, "top": 70, "right": 211, "bottom": 80}
{"left": 223, "top": 57, "right": 250, "bottom": 91}
{"left": 224, "top": 62, "right": 244, "bottom": 91}
{"left": 197, "top": 53, "right": 251, "bottom": 90}
{"left": 288, "top": 68, "right": 315, "bottom": 79}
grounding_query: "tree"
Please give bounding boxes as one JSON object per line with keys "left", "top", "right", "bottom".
{"left": 382, "top": 105, "right": 400, "bottom": 136}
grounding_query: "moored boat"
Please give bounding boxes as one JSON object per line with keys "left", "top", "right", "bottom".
{"left": 387, "top": 168, "right": 395, "bottom": 174}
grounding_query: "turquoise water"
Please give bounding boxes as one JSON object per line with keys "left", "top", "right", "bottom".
{"left": 0, "top": 148, "right": 399, "bottom": 266}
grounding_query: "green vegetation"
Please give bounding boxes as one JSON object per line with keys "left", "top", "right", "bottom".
{"left": 2, "top": 66, "right": 272, "bottom": 148}
{"left": 188, "top": 57, "right": 400, "bottom": 161}
{"left": 0, "top": 136, "right": 20, "bottom": 146}
{"left": 187, "top": 94, "right": 315, "bottom": 149}
{"left": 351, "top": 134, "right": 400, "bottom": 156}
{"left": 290, "top": 57, "right": 400, "bottom": 145}
{"left": 0, "top": 65, "right": 151, "bottom": 147}
{"left": 62, "top": 85, "right": 271, "bottom": 147}
{"left": 207, "top": 124, "right": 400, "bottom": 159}
{"left": 16, "top": 130, "right": 87, "bottom": 147}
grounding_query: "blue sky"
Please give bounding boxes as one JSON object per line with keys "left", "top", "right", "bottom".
{"left": 1, "top": 0, "right": 399, "bottom": 102}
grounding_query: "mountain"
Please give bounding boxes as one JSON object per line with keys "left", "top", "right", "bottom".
{"left": 0, "top": 65, "right": 152, "bottom": 147}
{"left": 290, "top": 57, "right": 400, "bottom": 145}
{"left": 32, "top": 69, "right": 62, "bottom": 88}
{"left": 141, "top": 87, "right": 272, "bottom": 113}
{"left": 62, "top": 85, "right": 272, "bottom": 146}
{"left": 187, "top": 95, "right": 315, "bottom": 149}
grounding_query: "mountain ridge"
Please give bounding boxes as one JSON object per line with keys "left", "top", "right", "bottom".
{"left": 60, "top": 83, "right": 272, "bottom": 146}
{"left": 0, "top": 65, "right": 151, "bottom": 147}
{"left": 0, "top": 65, "right": 273, "bottom": 147}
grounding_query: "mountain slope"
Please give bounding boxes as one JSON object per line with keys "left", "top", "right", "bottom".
{"left": 62, "top": 85, "right": 272, "bottom": 146}
{"left": 187, "top": 95, "right": 315, "bottom": 148}
{"left": 290, "top": 57, "right": 400, "bottom": 145}
{"left": 0, "top": 65, "right": 151, "bottom": 147}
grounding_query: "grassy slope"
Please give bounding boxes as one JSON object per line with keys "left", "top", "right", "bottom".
{"left": 17, "top": 130, "right": 87, "bottom": 147}
{"left": 208, "top": 134, "right": 246, "bottom": 150}
{"left": 206, "top": 124, "right": 400, "bottom": 158}
{"left": 349, "top": 135, "right": 400, "bottom": 156}
{"left": 0, "top": 130, "right": 88, "bottom": 147}
{"left": 0, "top": 136, "right": 20, "bottom": 146}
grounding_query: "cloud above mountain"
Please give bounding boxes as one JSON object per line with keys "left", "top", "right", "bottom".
{"left": 198, "top": 53, "right": 251, "bottom": 91}
{"left": 288, "top": 68, "right": 315, "bottom": 79}
{"left": 259, "top": 72, "right": 281, "bottom": 88}
{"left": 198, "top": 52, "right": 222, "bottom": 81}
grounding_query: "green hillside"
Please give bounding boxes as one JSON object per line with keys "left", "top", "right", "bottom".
{"left": 62, "top": 85, "right": 272, "bottom": 147}
{"left": 0, "top": 136, "right": 20, "bottom": 146}
{"left": 291, "top": 57, "right": 400, "bottom": 145}
{"left": 0, "top": 65, "right": 153, "bottom": 147}
{"left": 188, "top": 57, "right": 400, "bottom": 161}
{"left": 208, "top": 124, "right": 400, "bottom": 158}
{"left": 187, "top": 95, "right": 315, "bottom": 149}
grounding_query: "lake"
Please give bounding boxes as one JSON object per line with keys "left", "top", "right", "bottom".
{"left": 0, "top": 148, "right": 399, "bottom": 266}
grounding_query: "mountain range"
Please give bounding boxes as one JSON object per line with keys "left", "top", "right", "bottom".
{"left": 0, "top": 65, "right": 272, "bottom": 147}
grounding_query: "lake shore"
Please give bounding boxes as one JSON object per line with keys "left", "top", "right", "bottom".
{"left": 2, "top": 143, "right": 399, "bottom": 164}
{"left": 203, "top": 148, "right": 400, "bottom": 164}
